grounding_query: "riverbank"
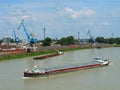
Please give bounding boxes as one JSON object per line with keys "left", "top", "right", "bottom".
{"left": 0, "top": 46, "right": 89, "bottom": 61}
{"left": 0, "top": 44, "right": 119, "bottom": 61}
{"left": 0, "top": 50, "right": 56, "bottom": 61}
{"left": 1, "top": 47, "right": 120, "bottom": 90}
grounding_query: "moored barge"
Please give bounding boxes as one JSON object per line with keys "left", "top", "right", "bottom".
{"left": 24, "top": 57, "right": 109, "bottom": 77}
{"left": 33, "top": 51, "right": 63, "bottom": 59}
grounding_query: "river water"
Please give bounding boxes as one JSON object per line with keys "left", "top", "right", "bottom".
{"left": 0, "top": 47, "right": 120, "bottom": 90}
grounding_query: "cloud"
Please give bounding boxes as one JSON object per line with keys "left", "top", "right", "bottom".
{"left": 21, "top": 15, "right": 30, "bottom": 20}
{"left": 1, "top": 6, "right": 39, "bottom": 25}
{"left": 101, "top": 21, "right": 111, "bottom": 26}
{"left": 63, "top": 7, "right": 95, "bottom": 19}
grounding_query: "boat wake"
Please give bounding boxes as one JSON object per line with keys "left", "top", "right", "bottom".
{"left": 21, "top": 77, "right": 32, "bottom": 79}
{"left": 109, "top": 63, "right": 112, "bottom": 65}
{"left": 21, "top": 76, "right": 48, "bottom": 79}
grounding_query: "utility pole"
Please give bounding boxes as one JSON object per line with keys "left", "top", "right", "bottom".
{"left": 78, "top": 32, "right": 80, "bottom": 44}
{"left": 43, "top": 27, "right": 46, "bottom": 40}
{"left": 111, "top": 33, "right": 113, "bottom": 38}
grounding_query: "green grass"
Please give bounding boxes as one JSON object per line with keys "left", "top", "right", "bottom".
{"left": 0, "top": 50, "right": 56, "bottom": 61}
{"left": 0, "top": 45, "right": 116, "bottom": 61}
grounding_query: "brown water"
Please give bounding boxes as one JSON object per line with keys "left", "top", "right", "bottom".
{"left": 0, "top": 47, "right": 120, "bottom": 90}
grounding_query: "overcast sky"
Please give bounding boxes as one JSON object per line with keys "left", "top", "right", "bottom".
{"left": 0, "top": 0, "right": 120, "bottom": 40}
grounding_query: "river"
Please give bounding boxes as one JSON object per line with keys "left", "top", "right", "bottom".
{"left": 0, "top": 47, "right": 120, "bottom": 90}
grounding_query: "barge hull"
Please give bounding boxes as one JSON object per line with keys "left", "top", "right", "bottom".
{"left": 24, "top": 63, "right": 108, "bottom": 77}
{"left": 33, "top": 53, "right": 63, "bottom": 59}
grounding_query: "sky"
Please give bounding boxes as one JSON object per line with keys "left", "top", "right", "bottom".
{"left": 0, "top": 0, "right": 120, "bottom": 40}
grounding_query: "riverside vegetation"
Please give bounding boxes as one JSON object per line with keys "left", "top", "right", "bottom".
{"left": 0, "top": 44, "right": 119, "bottom": 61}
{"left": 0, "top": 35, "right": 120, "bottom": 61}
{"left": 0, "top": 46, "right": 91, "bottom": 61}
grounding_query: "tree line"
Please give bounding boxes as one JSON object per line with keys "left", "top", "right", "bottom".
{"left": 42, "top": 36, "right": 76, "bottom": 46}
{"left": 0, "top": 36, "right": 120, "bottom": 46}
{"left": 42, "top": 36, "right": 120, "bottom": 46}
{"left": 95, "top": 37, "right": 120, "bottom": 44}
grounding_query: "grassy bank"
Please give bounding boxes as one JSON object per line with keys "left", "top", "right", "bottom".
{"left": 0, "top": 47, "right": 91, "bottom": 61}
{"left": 0, "top": 44, "right": 119, "bottom": 61}
{"left": 0, "top": 50, "right": 58, "bottom": 61}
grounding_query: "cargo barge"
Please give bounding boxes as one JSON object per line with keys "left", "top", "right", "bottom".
{"left": 33, "top": 51, "right": 63, "bottom": 59}
{"left": 24, "top": 57, "right": 109, "bottom": 77}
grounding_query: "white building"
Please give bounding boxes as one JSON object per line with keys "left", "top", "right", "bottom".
{"left": 2, "top": 36, "right": 12, "bottom": 44}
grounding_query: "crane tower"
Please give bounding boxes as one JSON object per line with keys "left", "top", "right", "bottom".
{"left": 18, "top": 19, "right": 37, "bottom": 47}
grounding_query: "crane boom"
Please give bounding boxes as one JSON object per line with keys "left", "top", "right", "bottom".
{"left": 18, "top": 19, "right": 31, "bottom": 41}
{"left": 87, "top": 30, "right": 92, "bottom": 37}
{"left": 87, "top": 30, "right": 95, "bottom": 44}
{"left": 13, "top": 30, "right": 20, "bottom": 44}
{"left": 18, "top": 19, "right": 37, "bottom": 46}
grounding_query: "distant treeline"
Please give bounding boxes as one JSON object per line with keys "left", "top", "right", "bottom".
{"left": 42, "top": 36, "right": 76, "bottom": 46}
{"left": 0, "top": 36, "right": 120, "bottom": 46}
{"left": 95, "top": 37, "right": 120, "bottom": 44}
{"left": 43, "top": 36, "right": 120, "bottom": 46}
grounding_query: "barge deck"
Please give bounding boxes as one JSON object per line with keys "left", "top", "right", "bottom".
{"left": 24, "top": 57, "right": 109, "bottom": 77}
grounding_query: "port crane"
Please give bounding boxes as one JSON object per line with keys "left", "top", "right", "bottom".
{"left": 13, "top": 30, "right": 20, "bottom": 44}
{"left": 18, "top": 19, "right": 37, "bottom": 46}
{"left": 87, "top": 30, "right": 95, "bottom": 44}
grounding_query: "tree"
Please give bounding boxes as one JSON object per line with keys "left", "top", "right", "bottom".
{"left": 116, "top": 38, "right": 120, "bottom": 44}
{"left": 66, "top": 36, "right": 75, "bottom": 45}
{"left": 0, "top": 39, "right": 2, "bottom": 44}
{"left": 95, "top": 37, "right": 120, "bottom": 44}
{"left": 59, "top": 37, "right": 67, "bottom": 45}
{"left": 11, "top": 39, "right": 15, "bottom": 43}
{"left": 59, "top": 36, "right": 75, "bottom": 45}
{"left": 42, "top": 37, "right": 52, "bottom": 46}
{"left": 108, "top": 38, "right": 116, "bottom": 44}
{"left": 95, "top": 37, "right": 105, "bottom": 43}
